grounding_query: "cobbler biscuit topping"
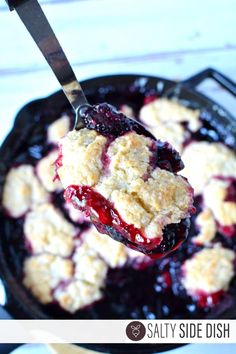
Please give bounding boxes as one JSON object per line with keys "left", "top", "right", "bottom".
{"left": 182, "top": 245, "right": 235, "bottom": 295}
{"left": 54, "top": 280, "right": 103, "bottom": 313}
{"left": 24, "top": 203, "right": 76, "bottom": 257}
{"left": 37, "top": 150, "right": 62, "bottom": 192}
{"left": 82, "top": 226, "right": 128, "bottom": 268}
{"left": 47, "top": 115, "right": 70, "bottom": 144}
{"left": 139, "top": 98, "right": 200, "bottom": 152}
{"left": 182, "top": 142, "right": 236, "bottom": 194}
{"left": 57, "top": 129, "right": 107, "bottom": 187}
{"left": 193, "top": 208, "right": 216, "bottom": 245}
{"left": 2, "top": 165, "right": 49, "bottom": 217}
{"left": 99, "top": 132, "right": 152, "bottom": 187}
{"left": 56, "top": 116, "right": 194, "bottom": 255}
{"left": 73, "top": 243, "right": 108, "bottom": 285}
{"left": 102, "top": 167, "right": 192, "bottom": 240}
{"left": 203, "top": 177, "right": 236, "bottom": 229}
{"left": 140, "top": 98, "right": 201, "bottom": 132}
{"left": 22, "top": 217, "right": 147, "bottom": 313}
{"left": 23, "top": 254, "right": 73, "bottom": 304}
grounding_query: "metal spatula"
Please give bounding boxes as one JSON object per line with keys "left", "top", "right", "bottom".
{"left": 5, "top": 0, "right": 157, "bottom": 139}
{"left": 5, "top": 0, "right": 88, "bottom": 130}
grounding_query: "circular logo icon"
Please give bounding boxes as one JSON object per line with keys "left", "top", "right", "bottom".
{"left": 126, "top": 321, "right": 146, "bottom": 341}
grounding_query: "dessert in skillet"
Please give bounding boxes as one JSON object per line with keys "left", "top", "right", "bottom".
{"left": 1, "top": 83, "right": 236, "bottom": 319}
{"left": 55, "top": 103, "right": 195, "bottom": 257}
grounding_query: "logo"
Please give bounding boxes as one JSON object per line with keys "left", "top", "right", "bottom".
{"left": 126, "top": 321, "right": 146, "bottom": 341}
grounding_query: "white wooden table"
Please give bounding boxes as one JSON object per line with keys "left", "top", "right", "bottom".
{"left": 0, "top": 0, "right": 236, "bottom": 144}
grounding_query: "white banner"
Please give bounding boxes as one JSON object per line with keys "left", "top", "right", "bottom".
{"left": 0, "top": 320, "right": 235, "bottom": 343}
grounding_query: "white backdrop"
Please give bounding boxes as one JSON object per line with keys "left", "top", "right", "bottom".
{"left": 0, "top": 0, "right": 236, "bottom": 144}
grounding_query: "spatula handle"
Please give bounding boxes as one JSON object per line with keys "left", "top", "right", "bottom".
{"left": 5, "top": 0, "right": 88, "bottom": 111}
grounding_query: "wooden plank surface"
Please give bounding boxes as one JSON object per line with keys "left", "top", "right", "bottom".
{"left": 0, "top": 0, "right": 235, "bottom": 144}
{"left": 1, "top": 0, "right": 236, "bottom": 70}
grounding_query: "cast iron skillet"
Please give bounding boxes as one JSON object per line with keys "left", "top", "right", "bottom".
{"left": 0, "top": 68, "right": 236, "bottom": 354}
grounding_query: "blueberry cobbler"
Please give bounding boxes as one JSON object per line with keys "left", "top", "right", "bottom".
{"left": 55, "top": 103, "right": 194, "bottom": 257}
{"left": 1, "top": 84, "right": 236, "bottom": 319}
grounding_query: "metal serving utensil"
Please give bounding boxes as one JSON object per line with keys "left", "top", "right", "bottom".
{"left": 5, "top": 0, "right": 88, "bottom": 130}
{"left": 5, "top": 0, "right": 158, "bottom": 140}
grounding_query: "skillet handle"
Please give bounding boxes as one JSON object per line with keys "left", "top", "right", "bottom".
{"left": 182, "top": 68, "right": 236, "bottom": 97}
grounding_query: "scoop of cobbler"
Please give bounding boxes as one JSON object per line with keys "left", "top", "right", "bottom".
{"left": 55, "top": 103, "right": 195, "bottom": 257}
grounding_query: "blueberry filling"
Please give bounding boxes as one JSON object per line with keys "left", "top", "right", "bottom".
{"left": 77, "top": 103, "right": 143, "bottom": 138}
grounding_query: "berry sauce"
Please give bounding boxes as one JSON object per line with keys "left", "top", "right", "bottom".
{"left": 64, "top": 185, "right": 189, "bottom": 258}
{"left": 0, "top": 81, "right": 236, "bottom": 320}
{"left": 78, "top": 103, "right": 142, "bottom": 138}
{"left": 193, "top": 290, "right": 224, "bottom": 308}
